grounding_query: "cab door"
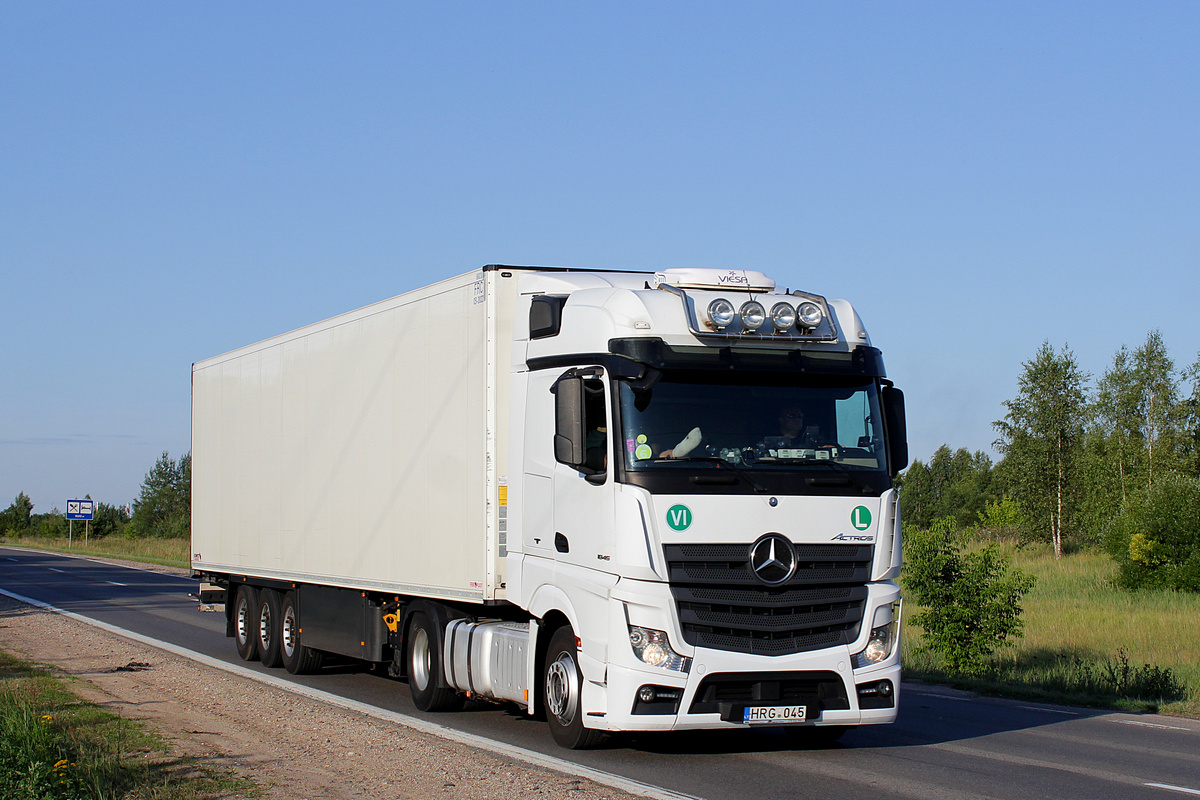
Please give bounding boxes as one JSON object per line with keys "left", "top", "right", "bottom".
{"left": 548, "top": 367, "right": 615, "bottom": 571}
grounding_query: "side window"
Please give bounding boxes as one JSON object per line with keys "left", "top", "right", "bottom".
{"left": 834, "top": 394, "right": 868, "bottom": 449}
{"left": 582, "top": 377, "right": 607, "bottom": 472}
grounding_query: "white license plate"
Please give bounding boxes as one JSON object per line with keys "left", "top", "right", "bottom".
{"left": 742, "top": 705, "right": 807, "bottom": 724}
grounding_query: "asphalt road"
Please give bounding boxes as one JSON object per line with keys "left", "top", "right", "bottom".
{"left": 3, "top": 545, "right": 1199, "bottom": 800}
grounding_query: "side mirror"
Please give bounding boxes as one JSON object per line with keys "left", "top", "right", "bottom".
{"left": 552, "top": 372, "right": 607, "bottom": 482}
{"left": 882, "top": 386, "right": 908, "bottom": 477}
{"left": 552, "top": 376, "right": 586, "bottom": 466}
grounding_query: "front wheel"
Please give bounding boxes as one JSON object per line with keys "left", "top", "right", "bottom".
{"left": 543, "top": 626, "right": 604, "bottom": 749}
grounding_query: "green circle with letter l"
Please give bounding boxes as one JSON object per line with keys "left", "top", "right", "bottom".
{"left": 851, "top": 506, "right": 873, "bottom": 531}
{"left": 666, "top": 504, "right": 693, "bottom": 531}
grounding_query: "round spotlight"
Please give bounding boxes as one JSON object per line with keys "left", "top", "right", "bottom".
{"left": 707, "top": 298, "right": 736, "bottom": 330}
{"left": 638, "top": 685, "right": 657, "bottom": 703}
{"left": 770, "top": 302, "right": 796, "bottom": 332}
{"left": 739, "top": 301, "right": 766, "bottom": 331}
{"left": 797, "top": 301, "right": 824, "bottom": 329}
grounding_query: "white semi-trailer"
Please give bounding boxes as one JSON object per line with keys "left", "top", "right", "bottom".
{"left": 191, "top": 265, "right": 907, "bottom": 748}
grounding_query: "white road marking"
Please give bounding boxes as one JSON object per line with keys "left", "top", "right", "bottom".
{"left": 106, "top": 581, "right": 128, "bottom": 587}
{"left": 0, "top": 586, "right": 702, "bottom": 800}
{"left": 1116, "top": 720, "right": 1193, "bottom": 732}
{"left": 1018, "top": 706, "right": 1080, "bottom": 716}
{"left": 1147, "top": 783, "right": 1200, "bottom": 796}
{"left": 907, "top": 691, "right": 973, "bottom": 701}
{"left": 48, "top": 567, "right": 66, "bottom": 573}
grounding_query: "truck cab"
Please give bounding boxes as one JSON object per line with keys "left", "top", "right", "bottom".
{"left": 506, "top": 268, "right": 906, "bottom": 746}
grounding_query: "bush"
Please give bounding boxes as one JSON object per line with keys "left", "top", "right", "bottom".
{"left": 1103, "top": 472, "right": 1200, "bottom": 592}
{"left": 902, "top": 518, "right": 1036, "bottom": 674}
{"left": 976, "top": 496, "right": 1024, "bottom": 543}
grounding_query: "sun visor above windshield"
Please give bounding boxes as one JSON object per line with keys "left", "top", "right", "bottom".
{"left": 652, "top": 268, "right": 775, "bottom": 292}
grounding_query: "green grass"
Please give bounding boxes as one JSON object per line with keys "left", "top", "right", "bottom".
{"left": 902, "top": 544, "right": 1200, "bottom": 716}
{"left": 0, "top": 536, "right": 190, "bottom": 570}
{"left": 0, "top": 649, "right": 258, "bottom": 800}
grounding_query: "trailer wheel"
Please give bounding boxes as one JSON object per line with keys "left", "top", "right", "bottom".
{"left": 233, "top": 585, "right": 259, "bottom": 661}
{"left": 280, "top": 591, "right": 323, "bottom": 675}
{"left": 543, "top": 626, "right": 604, "bottom": 749}
{"left": 406, "top": 611, "right": 463, "bottom": 712}
{"left": 256, "top": 589, "right": 284, "bottom": 668}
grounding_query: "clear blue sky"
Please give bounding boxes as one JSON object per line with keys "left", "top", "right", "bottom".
{"left": 3, "top": 2, "right": 1198, "bottom": 514}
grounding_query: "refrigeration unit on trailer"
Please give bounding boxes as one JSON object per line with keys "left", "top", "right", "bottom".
{"left": 192, "top": 265, "right": 908, "bottom": 748}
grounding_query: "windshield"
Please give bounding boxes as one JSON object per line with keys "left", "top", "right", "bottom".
{"left": 617, "top": 371, "right": 890, "bottom": 493}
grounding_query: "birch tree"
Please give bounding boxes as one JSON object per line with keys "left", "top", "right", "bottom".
{"left": 994, "top": 342, "right": 1088, "bottom": 559}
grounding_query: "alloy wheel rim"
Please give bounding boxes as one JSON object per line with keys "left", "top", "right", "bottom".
{"left": 546, "top": 653, "right": 578, "bottom": 724}
{"left": 282, "top": 606, "right": 297, "bottom": 657}
{"left": 411, "top": 628, "right": 431, "bottom": 691}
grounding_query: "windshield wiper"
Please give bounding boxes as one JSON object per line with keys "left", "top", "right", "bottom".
{"left": 665, "top": 456, "right": 768, "bottom": 494}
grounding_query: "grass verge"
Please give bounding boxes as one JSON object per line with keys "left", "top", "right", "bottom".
{"left": 0, "top": 649, "right": 257, "bottom": 799}
{"left": 902, "top": 545, "right": 1200, "bottom": 717}
{"left": 0, "top": 536, "right": 190, "bottom": 570}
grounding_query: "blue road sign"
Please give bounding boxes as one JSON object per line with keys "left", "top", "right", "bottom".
{"left": 66, "top": 500, "right": 94, "bottom": 520}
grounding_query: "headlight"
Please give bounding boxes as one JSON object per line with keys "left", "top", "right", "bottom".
{"left": 707, "top": 298, "right": 736, "bottom": 330}
{"left": 796, "top": 301, "right": 824, "bottom": 329}
{"left": 739, "top": 300, "right": 766, "bottom": 331}
{"left": 770, "top": 302, "right": 796, "bottom": 332}
{"left": 629, "top": 626, "right": 691, "bottom": 673}
{"left": 853, "top": 602, "right": 899, "bottom": 668}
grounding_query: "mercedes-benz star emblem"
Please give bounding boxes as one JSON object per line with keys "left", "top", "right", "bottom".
{"left": 750, "top": 534, "right": 796, "bottom": 585}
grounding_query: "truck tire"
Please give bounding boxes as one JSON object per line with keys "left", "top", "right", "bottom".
{"left": 256, "top": 588, "right": 284, "bottom": 668}
{"left": 233, "top": 585, "right": 259, "bottom": 661}
{"left": 406, "top": 611, "right": 463, "bottom": 712}
{"left": 543, "top": 626, "right": 604, "bottom": 749}
{"left": 280, "top": 591, "right": 323, "bottom": 675}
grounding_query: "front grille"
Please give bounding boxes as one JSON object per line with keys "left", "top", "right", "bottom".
{"left": 665, "top": 542, "right": 872, "bottom": 656}
{"left": 665, "top": 542, "right": 873, "bottom": 587}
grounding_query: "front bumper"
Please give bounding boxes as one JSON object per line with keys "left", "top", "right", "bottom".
{"left": 583, "top": 579, "right": 901, "bottom": 732}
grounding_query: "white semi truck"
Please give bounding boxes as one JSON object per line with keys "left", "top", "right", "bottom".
{"left": 191, "top": 265, "right": 907, "bottom": 748}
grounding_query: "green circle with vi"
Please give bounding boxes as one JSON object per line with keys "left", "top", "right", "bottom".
{"left": 851, "top": 506, "right": 872, "bottom": 531}
{"left": 666, "top": 504, "right": 692, "bottom": 531}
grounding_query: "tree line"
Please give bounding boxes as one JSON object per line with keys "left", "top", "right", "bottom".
{"left": 0, "top": 452, "right": 190, "bottom": 540}
{"left": 899, "top": 330, "right": 1200, "bottom": 591}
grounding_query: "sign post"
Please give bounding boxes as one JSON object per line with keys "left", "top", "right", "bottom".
{"left": 66, "top": 499, "right": 95, "bottom": 546}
